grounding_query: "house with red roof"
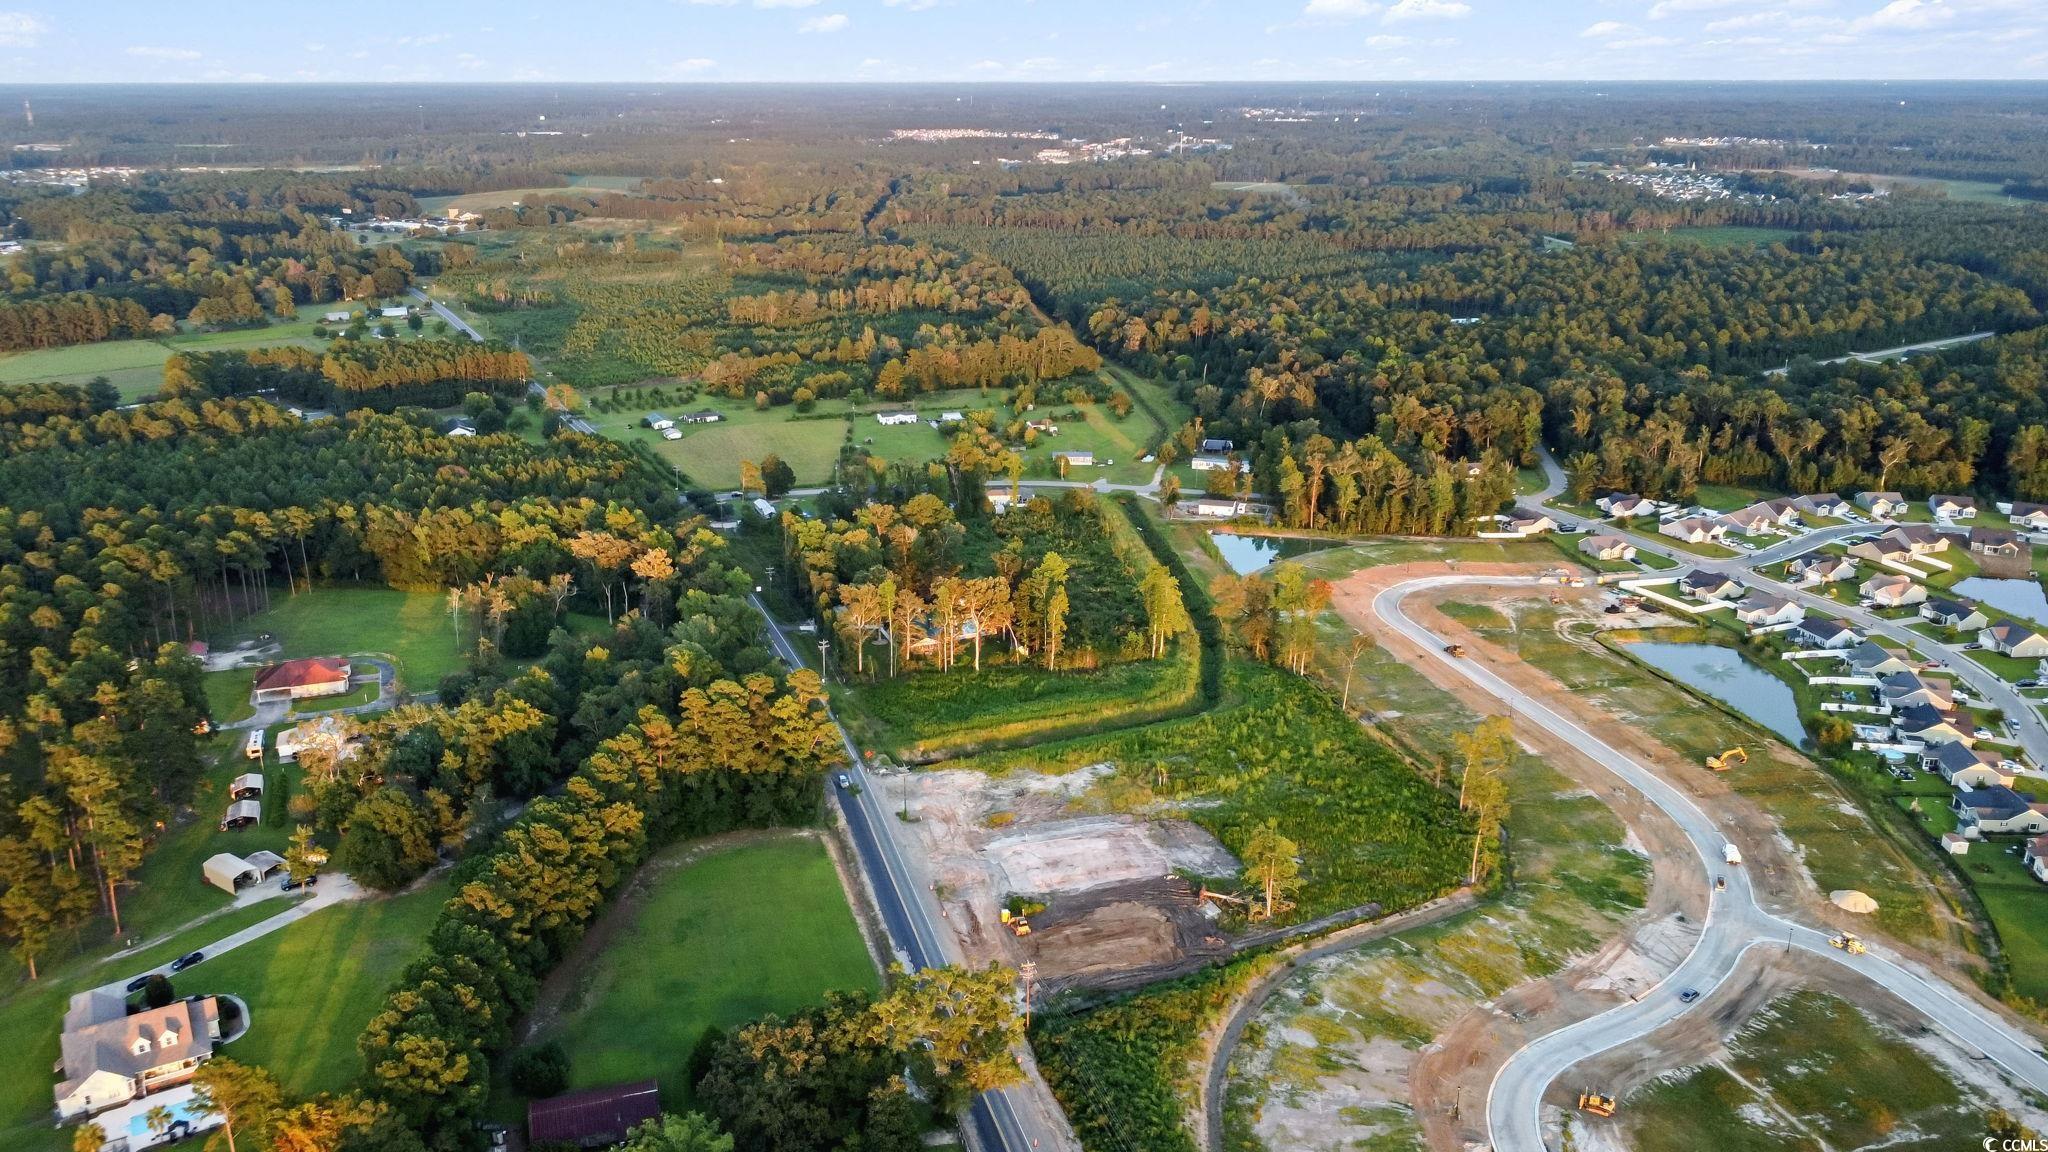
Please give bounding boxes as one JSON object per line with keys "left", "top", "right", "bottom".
{"left": 250, "top": 657, "right": 353, "bottom": 704}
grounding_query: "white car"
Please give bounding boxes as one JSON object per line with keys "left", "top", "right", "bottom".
{"left": 662, "top": 428, "right": 682, "bottom": 441}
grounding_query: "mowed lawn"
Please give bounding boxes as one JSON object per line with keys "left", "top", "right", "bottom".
{"left": 216, "top": 586, "right": 462, "bottom": 693}
{"left": 536, "top": 834, "right": 878, "bottom": 1110}
{"left": 198, "top": 878, "right": 451, "bottom": 1098}
{"left": 0, "top": 315, "right": 380, "bottom": 402}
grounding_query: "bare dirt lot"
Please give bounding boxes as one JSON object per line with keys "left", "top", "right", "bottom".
{"left": 891, "top": 765, "right": 1240, "bottom": 991}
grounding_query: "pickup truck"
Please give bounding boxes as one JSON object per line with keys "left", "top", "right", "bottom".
{"left": 1723, "top": 843, "right": 1743, "bottom": 866}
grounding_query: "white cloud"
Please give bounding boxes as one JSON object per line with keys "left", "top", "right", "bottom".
{"left": 1648, "top": 0, "right": 1744, "bottom": 16}
{"left": 1384, "top": 0, "right": 1469, "bottom": 20}
{"left": 1366, "top": 33, "right": 1414, "bottom": 44}
{"left": 884, "top": 0, "right": 941, "bottom": 9}
{"left": 669, "top": 56, "right": 718, "bottom": 71}
{"left": 454, "top": 52, "right": 487, "bottom": 70}
{"left": 1853, "top": 0, "right": 1954, "bottom": 30}
{"left": 1581, "top": 20, "right": 1635, "bottom": 36}
{"left": 1608, "top": 34, "right": 1681, "bottom": 47}
{"left": 126, "top": 45, "right": 202, "bottom": 60}
{"left": 798, "top": 12, "right": 849, "bottom": 32}
{"left": 396, "top": 32, "right": 450, "bottom": 47}
{"left": 1302, "top": 0, "right": 1381, "bottom": 20}
{"left": 687, "top": 0, "right": 822, "bottom": 5}
{"left": 0, "top": 11, "right": 45, "bottom": 47}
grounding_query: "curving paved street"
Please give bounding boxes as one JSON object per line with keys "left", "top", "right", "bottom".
{"left": 1371, "top": 574, "right": 2048, "bottom": 1151}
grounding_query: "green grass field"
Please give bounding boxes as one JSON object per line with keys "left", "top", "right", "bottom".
{"left": 1622, "top": 990, "right": 1988, "bottom": 1152}
{"left": 216, "top": 586, "right": 462, "bottom": 693}
{"left": 528, "top": 834, "right": 878, "bottom": 1111}
{"left": 198, "top": 878, "right": 451, "bottom": 1098}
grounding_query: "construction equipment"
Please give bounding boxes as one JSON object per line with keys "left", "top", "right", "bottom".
{"left": 1577, "top": 1092, "right": 1618, "bottom": 1117}
{"left": 1706, "top": 747, "right": 1749, "bottom": 771}
{"left": 999, "top": 908, "right": 1032, "bottom": 937}
{"left": 1829, "top": 932, "right": 1866, "bottom": 955}
{"left": 1444, "top": 643, "right": 1466, "bottom": 657}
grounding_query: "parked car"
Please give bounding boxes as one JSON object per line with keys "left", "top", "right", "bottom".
{"left": 169, "top": 951, "right": 204, "bottom": 973}
{"left": 1965, "top": 643, "right": 1984, "bottom": 651}
{"left": 835, "top": 773, "right": 851, "bottom": 790}
{"left": 125, "top": 974, "right": 153, "bottom": 993}
{"left": 2017, "top": 679, "right": 2040, "bottom": 689}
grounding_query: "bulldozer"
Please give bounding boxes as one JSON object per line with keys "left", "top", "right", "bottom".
{"left": 1830, "top": 932, "right": 1866, "bottom": 955}
{"left": 999, "top": 908, "right": 1032, "bottom": 937}
{"left": 1577, "top": 1092, "right": 1618, "bottom": 1117}
{"left": 1706, "top": 747, "right": 1749, "bottom": 771}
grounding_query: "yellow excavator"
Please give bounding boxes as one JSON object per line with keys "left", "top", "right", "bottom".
{"left": 1578, "top": 1092, "right": 1618, "bottom": 1117}
{"left": 1706, "top": 747, "right": 1749, "bottom": 771}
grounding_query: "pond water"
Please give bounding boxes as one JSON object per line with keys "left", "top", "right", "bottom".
{"left": 1952, "top": 576, "right": 2048, "bottom": 624}
{"left": 1209, "top": 531, "right": 1303, "bottom": 575}
{"left": 1621, "top": 640, "right": 1808, "bottom": 747}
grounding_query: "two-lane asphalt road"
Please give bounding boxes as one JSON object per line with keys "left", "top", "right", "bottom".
{"left": 1371, "top": 575, "right": 2048, "bottom": 1151}
{"left": 747, "top": 594, "right": 1074, "bottom": 1152}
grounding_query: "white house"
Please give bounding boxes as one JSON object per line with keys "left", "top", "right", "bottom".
{"left": 1661, "top": 516, "right": 1728, "bottom": 545}
{"left": 751, "top": 497, "right": 778, "bottom": 519}
{"left": 1930, "top": 494, "right": 1978, "bottom": 519}
{"left": 1788, "top": 554, "right": 1856, "bottom": 584}
{"left": 1859, "top": 572, "right": 1925, "bottom": 608}
{"left": 2010, "top": 502, "right": 2048, "bottom": 531}
{"left": 2026, "top": 835, "right": 2048, "bottom": 883}
{"left": 679, "top": 410, "right": 724, "bottom": 425}
{"left": 1921, "top": 599, "right": 1989, "bottom": 632}
{"left": 1734, "top": 594, "right": 1804, "bottom": 627}
{"left": 1924, "top": 739, "right": 2013, "bottom": 790}
{"left": 1719, "top": 506, "right": 1779, "bottom": 536}
{"left": 1793, "top": 617, "right": 1858, "bottom": 649}
{"left": 1599, "top": 493, "right": 1657, "bottom": 518}
{"left": 1981, "top": 620, "right": 2048, "bottom": 659}
{"left": 645, "top": 413, "right": 675, "bottom": 431}
{"left": 1190, "top": 453, "right": 1236, "bottom": 472}
{"left": 1794, "top": 493, "right": 1851, "bottom": 518}
{"left": 1953, "top": 785, "right": 2048, "bottom": 837}
{"left": 1192, "top": 498, "right": 1248, "bottom": 518}
{"left": 55, "top": 991, "right": 222, "bottom": 1120}
{"left": 379, "top": 305, "right": 410, "bottom": 319}
{"left": 322, "top": 310, "right": 353, "bottom": 324}
{"left": 1857, "top": 491, "right": 1908, "bottom": 518}
{"left": 1679, "top": 570, "right": 1741, "bottom": 600}
{"left": 876, "top": 411, "right": 919, "bottom": 426}
{"left": 1056, "top": 450, "right": 1095, "bottom": 468}
{"left": 1579, "top": 534, "right": 1636, "bottom": 563}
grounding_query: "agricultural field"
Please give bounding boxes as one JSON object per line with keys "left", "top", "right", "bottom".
{"left": 1618, "top": 991, "right": 1999, "bottom": 1152}
{"left": 517, "top": 834, "right": 878, "bottom": 1111}
{"left": 952, "top": 664, "right": 1472, "bottom": 922}
{"left": 211, "top": 585, "right": 463, "bottom": 694}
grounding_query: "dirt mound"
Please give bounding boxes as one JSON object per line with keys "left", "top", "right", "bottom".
{"left": 1020, "top": 878, "right": 1232, "bottom": 993}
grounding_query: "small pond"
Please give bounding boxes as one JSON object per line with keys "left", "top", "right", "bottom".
{"left": 1208, "top": 531, "right": 1312, "bottom": 575}
{"left": 1952, "top": 576, "right": 2048, "bottom": 624}
{"left": 1620, "top": 640, "right": 1808, "bottom": 747}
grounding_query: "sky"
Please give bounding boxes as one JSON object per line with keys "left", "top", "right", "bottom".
{"left": 3, "top": 0, "right": 2046, "bottom": 83}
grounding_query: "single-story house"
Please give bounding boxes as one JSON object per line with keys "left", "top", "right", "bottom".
{"left": 444, "top": 419, "right": 477, "bottom": 438}
{"left": 200, "top": 849, "right": 286, "bottom": 895}
{"left": 1885, "top": 524, "right": 1951, "bottom": 554}
{"left": 1734, "top": 594, "right": 1804, "bottom": 627}
{"left": 1857, "top": 491, "right": 1907, "bottom": 518}
{"left": 1969, "top": 526, "right": 2025, "bottom": 558}
{"left": 644, "top": 413, "right": 674, "bottom": 431}
{"left": 939, "top": 411, "right": 965, "bottom": 423}
{"left": 1924, "top": 740, "right": 2014, "bottom": 790}
{"left": 250, "top": 657, "right": 352, "bottom": 704}
{"left": 219, "top": 799, "right": 260, "bottom": 831}
{"left": 1859, "top": 572, "right": 1926, "bottom": 608}
{"left": 1980, "top": 619, "right": 2048, "bottom": 659}
{"left": 1847, "top": 641, "right": 1914, "bottom": 677}
{"left": 228, "top": 772, "right": 264, "bottom": 800}
{"left": 1199, "top": 438, "right": 1234, "bottom": 453}
{"left": 1847, "top": 538, "right": 1916, "bottom": 567}
{"left": 1789, "top": 554, "right": 1856, "bottom": 584}
{"left": 2026, "top": 835, "right": 2048, "bottom": 882}
{"left": 1719, "top": 506, "right": 1779, "bottom": 536}
{"left": 1930, "top": 494, "right": 1978, "bottom": 519}
{"left": 1921, "top": 599, "right": 1989, "bottom": 632}
{"left": 1794, "top": 493, "right": 1852, "bottom": 518}
{"left": 1599, "top": 493, "right": 1657, "bottom": 519}
{"left": 1679, "top": 570, "right": 1741, "bottom": 600}
{"left": 1793, "top": 618, "right": 1858, "bottom": 649}
{"left": 679, "top": 410, "right": 723, "bottom": 425}
{"left": 1504, "top": 510, "right": 1555, "bottom": 537}
{"left": 1954, "top": 785, "right": 2048, "bottom": 837}
{"left": 1191, "top": 498, "right": 1248, "bottom": 518}
{"left": 988, "top": 490, "right": 1019, "bottom": 515}
{"left": 1025, "top": 418, "right": 1059, "bottom": 434}
{"left": 1894, "top": 703, "right": 1973, "bottom": 748}
{"left": 529, "top": 1081, "right": 663, "bottom": 1150}
{"left": 2010, "top": 502, "right": 2048, "bottom": 531}
{"left": 1190, "top": 453, "right": 1236, "bottom": 472}
{"left": 1661, "top": 515, "right": 1728, "bottom": 545}
{"left": 379, "top": 305, "right": 410, "bottom": 319}
{"left": 55, "top": 992, "right": 222, "bottom": 1120}
{"left": 1579, "top": 534, "right": 1636, "bottom": 563}
{"left": 321, "top": 310, "right": 352, "bottom": 324}
{"left": 1880, "top": 670, "right": 1954, "bottom": 712}
{"left": 875, "top": 411, "right": 919, "bottom": 426}
{"left": 751, "top": 497, "right": 777, "bottom": 519}
{"left": 1055, "top": 450, "right": 1095, "bottom": 468}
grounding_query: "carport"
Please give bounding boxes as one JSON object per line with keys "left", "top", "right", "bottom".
{"left": 202, "top": 853, "right": 260, "bottom": 895}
